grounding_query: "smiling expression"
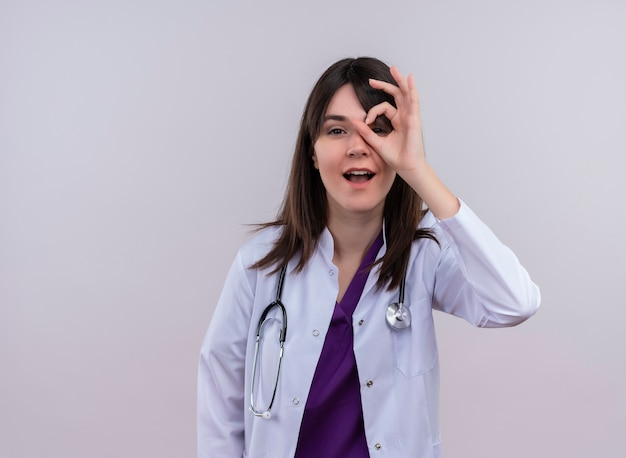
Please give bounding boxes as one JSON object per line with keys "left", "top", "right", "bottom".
{"left": 312, "top": 84, "right": 396, "bottom": 222}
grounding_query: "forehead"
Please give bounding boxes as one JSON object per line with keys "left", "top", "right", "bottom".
{"left": 324, "top": 84, "right": 366, "bottom": 119}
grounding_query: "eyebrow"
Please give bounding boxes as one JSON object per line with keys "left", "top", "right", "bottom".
{"left": 322, "top": 115, "right": 349, "bottom": 123}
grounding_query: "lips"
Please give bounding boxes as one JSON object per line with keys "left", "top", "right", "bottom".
{"left": 343, "top": 169, "right": 375, "bottom": 183}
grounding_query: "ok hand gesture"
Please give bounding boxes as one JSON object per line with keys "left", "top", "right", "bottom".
{"left": 355, "top": 66, "right": 425, "bottom": 179}
{"left": 356, "top": 66, "right": 460, "bottom": 219}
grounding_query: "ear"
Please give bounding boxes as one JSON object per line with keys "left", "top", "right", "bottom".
{"left": 312, "top": 152, "right": 319, "bottom": 169}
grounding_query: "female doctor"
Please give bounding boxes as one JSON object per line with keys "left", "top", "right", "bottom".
{"left": 198, "top": 57, "right": 540, "bottom": 458}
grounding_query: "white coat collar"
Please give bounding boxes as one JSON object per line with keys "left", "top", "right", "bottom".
{"left": 317, "top": 221, "right": 390, "bottom": 297}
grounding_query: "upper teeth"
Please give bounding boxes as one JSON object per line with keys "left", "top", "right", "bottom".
{"left": 348, "top": 171, "right": 370, "bottom": 175}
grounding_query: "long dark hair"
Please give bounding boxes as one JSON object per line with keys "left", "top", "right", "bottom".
{"left": 252, "top": 57, "right": 436, "bottom": 290}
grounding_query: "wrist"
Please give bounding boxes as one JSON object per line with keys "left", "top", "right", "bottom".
{"left": 401, "top": 162, "right": 460, "bottom": 220}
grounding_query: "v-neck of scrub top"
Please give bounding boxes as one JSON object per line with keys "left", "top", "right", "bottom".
{"left": 294, "top": 231, "right": 383, "bottom": 458}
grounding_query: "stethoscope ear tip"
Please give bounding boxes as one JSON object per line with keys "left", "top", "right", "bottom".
{"left": 262, "top": 411, "right": 272, "bottom": 420}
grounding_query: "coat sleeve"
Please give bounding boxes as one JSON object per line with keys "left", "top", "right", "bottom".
{"left": 430, "top": 201, "right": 541, "bottom": 327}
{"left": 198, "top": 250, "right": 254, "bottom": 458}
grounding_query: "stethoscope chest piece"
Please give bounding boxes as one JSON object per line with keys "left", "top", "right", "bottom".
{"left": 386, "top": 302, "right": 411, "bottom": 330}
{"left": 385, "top": 274, "right": 411, "bottom": 330}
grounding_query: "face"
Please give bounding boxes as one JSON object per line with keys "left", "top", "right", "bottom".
{"left": 312, "top": 84, "right": 396, "bottom": 222}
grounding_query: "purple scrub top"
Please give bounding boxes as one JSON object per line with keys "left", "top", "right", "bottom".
{"left": 294, "top": 231, "right": 383, "bottom": 458}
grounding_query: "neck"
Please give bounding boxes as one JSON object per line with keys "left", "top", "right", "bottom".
{"left": 327, "top": 211, "right": 383, "bottom": 264}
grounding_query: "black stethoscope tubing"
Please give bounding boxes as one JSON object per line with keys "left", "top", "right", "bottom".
{"left": 249, "top": 263, "right": 410, "bottom": 419}
{"left": 249, "top": 265, "right": 287, "bottom": 419}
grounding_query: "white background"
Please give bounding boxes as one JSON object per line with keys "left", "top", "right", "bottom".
{"left": 1, "top": 0, "right": 625, "bottom": 456}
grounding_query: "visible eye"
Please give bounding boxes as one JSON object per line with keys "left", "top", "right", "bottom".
{"left": 370, "top": 116, "right": 392, "bottom": 136}
{"left": 327, "top": 127, "right": 346, "bottom": 135}
{"left": 370, "top": 125, "right": 391, "bottom": 137}
{"left": 371, "top": 126, "right": 389, "bottom": 135}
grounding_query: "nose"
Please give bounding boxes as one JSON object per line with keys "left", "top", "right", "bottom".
{"left": 347, "top": 132, "right": 370, "bottom": 157}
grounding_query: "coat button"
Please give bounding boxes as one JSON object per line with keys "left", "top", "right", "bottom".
{"left": 366, "top": 380, "right": 373, "bottom": 387}
{"left": 329, "top": 269, "right": 334, "bottom": 276}
{"left": 358, "top": 319, "right": 364, "bottom": 326}
{"left": 312, "top": 329, "right": 320, "bottom": 337}
{"left": 374, "top": 443, "right": 382, "bottom": 450}
{"left": 292, "top": 398, "right": 300, "bottom": 405}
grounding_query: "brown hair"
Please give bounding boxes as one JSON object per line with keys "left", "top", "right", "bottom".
{"left": 252, "top": 57, "right": 436, "bottom": 290}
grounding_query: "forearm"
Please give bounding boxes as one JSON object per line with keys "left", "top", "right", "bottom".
{"left": 400, "top": 160, "right": 460, "bottom": 220}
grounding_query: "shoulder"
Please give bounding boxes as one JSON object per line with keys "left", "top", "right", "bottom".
{"left": 411, "top": 210, "right": 447, "bottom": 262}
{"left": 237, "top": 225, "right": 284, "bottom": 268}
{"left": 223, "top": 226, "right": 284, "bottom": 297}
{"left": 417, "top": 199, "right": 480, "bottom": 235}
{"left": 413, "top": 199, "right": 496, "bottom": 258}
{"left": 413, "top": 200, "right": 482, "bottom": 254}
{"left": 417, "top": 209, "right": 438, "bottom": 230}
{"left": 416, "top": 209, "right": 446, "bottom": 245}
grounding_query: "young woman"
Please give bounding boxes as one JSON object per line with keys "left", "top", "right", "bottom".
{"left": 198, "top": 57, "right": 540, "bottom": 458}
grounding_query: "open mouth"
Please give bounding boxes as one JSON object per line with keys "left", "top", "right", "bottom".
{"left": 343, "top": 170, "right": 374, "bottom": 183}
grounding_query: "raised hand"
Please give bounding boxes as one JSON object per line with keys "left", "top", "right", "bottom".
{"left": 355, "top": 66, "right": 425, "bottom": 179}
{"left": 356, "top": 65, "right": 460, "bottom": 220}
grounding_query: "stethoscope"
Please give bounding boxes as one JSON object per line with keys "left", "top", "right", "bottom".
{"left": 249, "top": 265, "right": 287, "bottom": 419}
{"left": 249, "top": 264, "right": 410, "bottom": 419}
